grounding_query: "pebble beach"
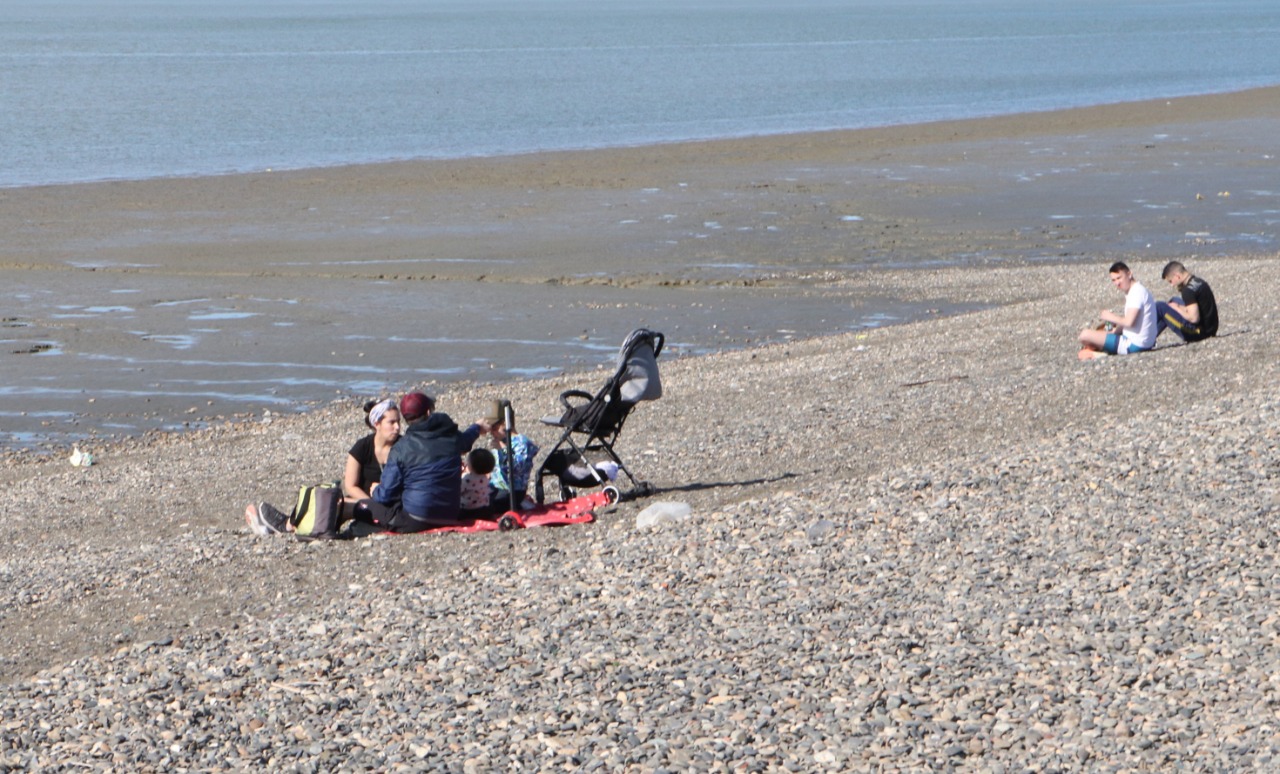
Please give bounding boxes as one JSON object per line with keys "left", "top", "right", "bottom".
{"left": 3, "top": 83, "right": 1280, "bottom": 769}
{"left": 2, "top": 253, "right": 1278, "bottom": 770}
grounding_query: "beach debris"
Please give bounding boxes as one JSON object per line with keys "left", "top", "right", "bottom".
{"left": 1196, "top": 193, "right": 1204, "bottom": 200}
{"left": 1218, "top": 191, "right": 1231, "bottom": 197}
{"left": 635, "top": 501, "right": 692, "bottom": 528}
{"left": 11, "top": 343, "right": 54, "bottom": 355}
{"left": 68, "top": 446, "right": 94, "bottom": 467}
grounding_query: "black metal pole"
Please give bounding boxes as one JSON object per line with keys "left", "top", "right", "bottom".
{"left": 502, "top": 400, "right": 517, "bottom": 514}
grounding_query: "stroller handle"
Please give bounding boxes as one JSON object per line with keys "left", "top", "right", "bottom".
{"left": 558, "top": 389, "right": 594, "bottom": 410}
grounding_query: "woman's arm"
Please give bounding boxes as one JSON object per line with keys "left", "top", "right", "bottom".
{"left": 343, "top": 453, "right": 370, "bottom": 502}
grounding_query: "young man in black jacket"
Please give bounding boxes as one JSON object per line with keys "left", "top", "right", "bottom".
{"left": 1156, "top": 261, "right": 1219, "bottom": 343}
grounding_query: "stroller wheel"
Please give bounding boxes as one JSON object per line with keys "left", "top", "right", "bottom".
{"left": 603, "top": 485, "right": 621, "bottom": 504}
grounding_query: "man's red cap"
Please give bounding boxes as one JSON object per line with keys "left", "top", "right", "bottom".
{"left": 400, "top": 392, "right": 434, "bottom": 421}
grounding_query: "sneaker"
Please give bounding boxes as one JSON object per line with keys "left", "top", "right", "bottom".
{"left": 259, "top": 502, "right": 291, "bottom": 533}
{"left": 245, "top": 502, "right": 288, "bottom": 535}
{"left": 244, "top": 503, "right": 270, "bottom": 535}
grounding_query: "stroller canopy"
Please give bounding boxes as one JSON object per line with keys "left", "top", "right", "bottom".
{"left": 616, "top": 328, "right": 663, "bottom": 404}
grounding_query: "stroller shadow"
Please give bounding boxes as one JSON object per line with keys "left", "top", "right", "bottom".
{"left": 650, "top": 472, "right": 800, "bottom": 495}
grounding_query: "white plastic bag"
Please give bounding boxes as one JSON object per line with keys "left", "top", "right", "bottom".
{"left": 635, "top": 501, "right": 692, "bottom": 529}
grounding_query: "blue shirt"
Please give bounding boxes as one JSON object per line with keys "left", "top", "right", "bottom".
{"left": 490, "top": 434, "right": 539, "bottom": 494}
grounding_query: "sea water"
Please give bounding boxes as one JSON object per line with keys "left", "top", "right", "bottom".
{"left": 2, "top": 0, "right": 1279, "bottom": 188}
{"left": 3, "top": 0, "right": 1280, "bottom": 448}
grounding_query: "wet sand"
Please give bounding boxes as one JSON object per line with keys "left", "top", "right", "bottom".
{"left": 2, "top": 85, "right": 1278, "bottom": 447}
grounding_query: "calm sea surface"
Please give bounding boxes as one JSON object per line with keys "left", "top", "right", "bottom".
{"left": 3, "top": 0, "right": 1279, "bottom": 188}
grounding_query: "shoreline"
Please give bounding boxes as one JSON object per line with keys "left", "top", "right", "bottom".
{"left": 8, "top": 82, "right": 1280, "bottom": 222}
{"left": 7, "top": 83, "right": 1280, "bottom": 192}
{"left": 3, "top": 83, "right": 1279, "bottom": 449}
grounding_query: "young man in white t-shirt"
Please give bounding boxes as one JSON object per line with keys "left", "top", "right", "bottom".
{"left": 1077, "top": 261, "right": 1157, "bottom": 361}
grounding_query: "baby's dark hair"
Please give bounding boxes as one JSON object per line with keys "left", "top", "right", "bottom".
{"left": 466, "top": 448, "right": 495, "bottom": 475}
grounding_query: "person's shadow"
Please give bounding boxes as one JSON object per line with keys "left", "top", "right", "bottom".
{"left": 648, "top": 472, "right": 799, "bottom": 495}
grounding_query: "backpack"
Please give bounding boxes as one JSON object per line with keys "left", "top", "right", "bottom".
{"left": 290, "top": 482, "right": 343, "bottom": 540}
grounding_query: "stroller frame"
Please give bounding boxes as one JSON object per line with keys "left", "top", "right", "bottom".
{"left": 535, "top": 328, "right": 664, "bottom": 504}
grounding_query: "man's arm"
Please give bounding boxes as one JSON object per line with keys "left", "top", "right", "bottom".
{"left": 1101, "top": 304, "right": 1141, "bottom": 331}
{"left": 373, "top": 460, "right": 403, "bottom": 504}
{"left": 1172, "top": 284, "right": 1203, "bottom": 323}
{"left": 458, "top": 424, "right": 483, "bottom": 453}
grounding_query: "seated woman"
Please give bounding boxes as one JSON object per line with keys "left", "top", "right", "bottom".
{"left": 342, "top": 398, "right": 402, "bottom": 511}
{"left": 244, "top": 398, "right": 401, "bottom": 535}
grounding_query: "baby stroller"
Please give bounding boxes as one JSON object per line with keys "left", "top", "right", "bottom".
{"left": 535, "top": 328, "right": 664, "bottom": 504}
